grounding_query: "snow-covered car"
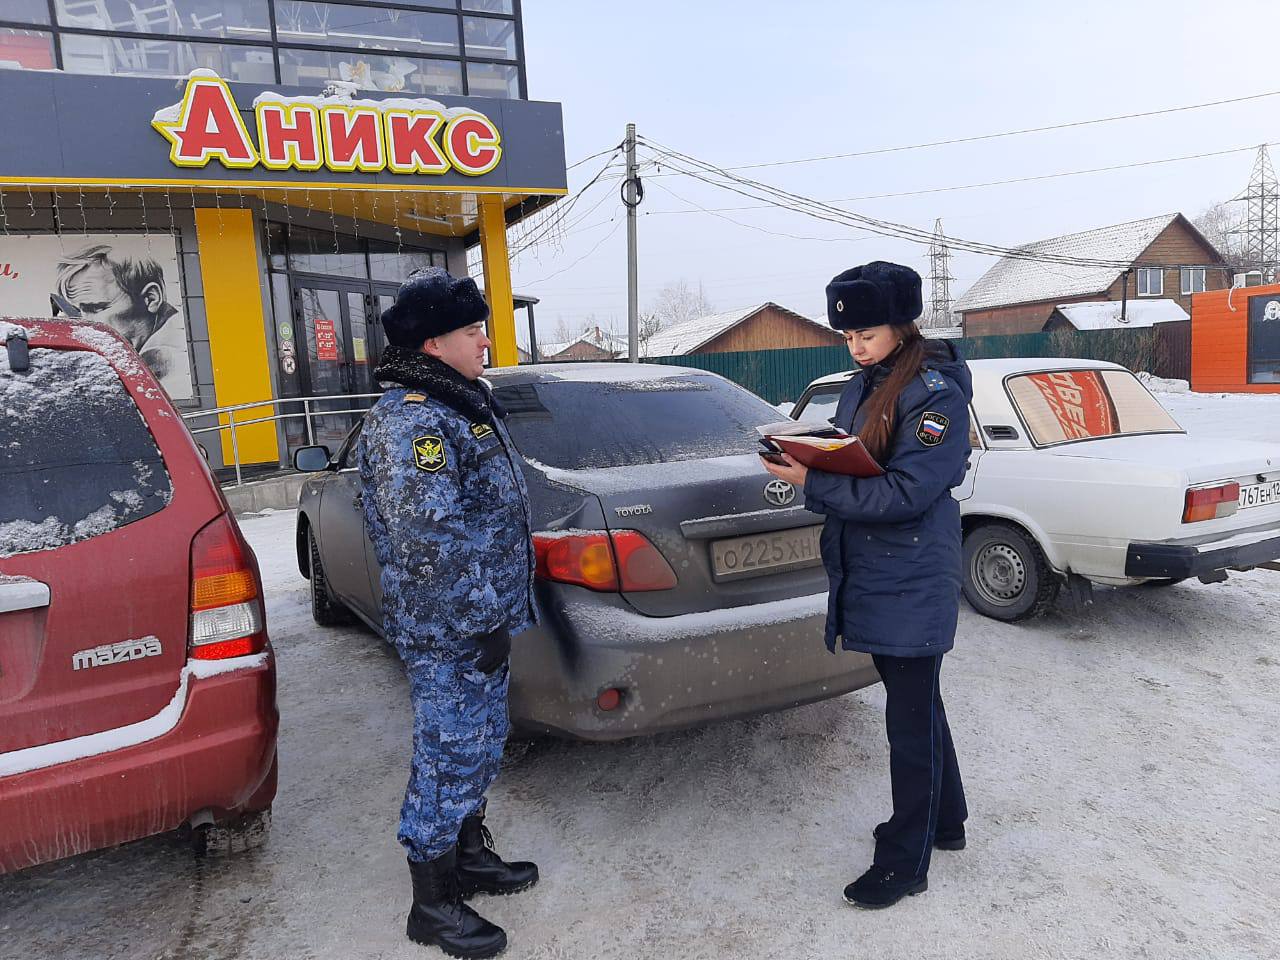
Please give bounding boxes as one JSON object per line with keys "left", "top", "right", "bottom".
{"left": 791, "top": 358, "right": 1280, "bottom": 621}
{"left": 0, "top": 320, "right": 277, "bottom": 873}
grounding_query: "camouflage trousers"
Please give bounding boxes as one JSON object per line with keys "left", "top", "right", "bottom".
{"left": 396, "top": 642, "right": 511, "bottom": 862}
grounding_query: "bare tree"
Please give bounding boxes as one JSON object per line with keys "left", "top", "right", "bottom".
{"left": 639, "top": 279, "right": 714, "bottom": 355}
{"left": 1193, "top": 202, "right": 1249, "bottom": 276}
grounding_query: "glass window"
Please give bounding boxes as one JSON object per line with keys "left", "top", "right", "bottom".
{"left": 279, "top": 47, "right": 462, "bottom": 96}
{"left": 1180, "top": 267, "right": 1206, "bottom": 295}
{"left": 60, "top": 34, "right": 275, "bottom": 81}
{"left": 1005, "top": 369, "right": 1182, "bottom": 446}
{"left": 1136, "top": 267, "right": 1163, "bottom": 297}
{"left": 0, "top": 28, "right": 55, "bottom": 69}
{"left": 463, "top": 15, "right": 515, "bottom": 58}
{"left": 286, "top": 225, "right": 367, "bottom": 279}
{"left": 1247, "top": 294, "right": 1280, "bottom": 384}
{"left": 466, "top": 60, "right": 517, "bottom": 98}
{"left": 794, "top": 386, "right": 841, "bottom": 425}
{"left": 368, "top": 240, "right": 445, "bottom": 282}
{"left": 5, "top": 1, "right": 51, "bottom": 25}
{"left": 1, "top": 348, "right": 173, "bottom": 558}
{"left": 462, "top": 0, "right": 512, "bottom": 12}
{"left": 496, "top": 373, "right": 784, "bottom": 469}
{"left": 273, "top": 1, "right": 458, "bottom": 55}
{"left": 54, "top": 0, "right": 270, "bottom": 39}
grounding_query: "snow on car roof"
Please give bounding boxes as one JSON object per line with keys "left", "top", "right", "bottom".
{"left": 804, "top": 356, "right": 1127, "bottom": 389}
{"left": 488, "top": 362, "right": 720, "bottom": 384}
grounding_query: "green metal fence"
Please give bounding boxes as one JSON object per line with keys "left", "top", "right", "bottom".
{"left": 643, "top": 327, "right": 1181, "bottom": 404}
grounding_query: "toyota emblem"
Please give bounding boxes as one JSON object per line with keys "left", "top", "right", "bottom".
{"left": 764, "top": 479, "right": 795, "bottom": 506}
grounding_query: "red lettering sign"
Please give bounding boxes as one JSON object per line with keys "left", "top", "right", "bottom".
{"left": 444, "top": 114, "right": 502, "bottom": 175}
{"left": 322, "top": 107, "right": 386, "bottom": 172}
{"left": 314, "top": 318, "right": 340, "bottom": 362}
{"left": 385, "top": 110, "right": 448, "bottom": 174}
{"left": 257, "top": 103, "right": 322, "bottom": 171}
{"left": 153, "top": 77, "right": 258, "bottom": 169}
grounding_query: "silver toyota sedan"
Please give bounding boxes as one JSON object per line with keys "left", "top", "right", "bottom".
{"left": 294, "top": 363, "right": 877, "bottom": 740}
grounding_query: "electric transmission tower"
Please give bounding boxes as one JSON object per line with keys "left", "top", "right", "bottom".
{"left": 926, "top": 218, "right": 955, "bottom": 329}
{"left": 1232, "top": 145, "right": 1280, "bottom": 279}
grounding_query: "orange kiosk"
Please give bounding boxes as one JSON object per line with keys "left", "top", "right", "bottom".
{"left": 1191, "top": 282, "right": 1280, "bottom": 393}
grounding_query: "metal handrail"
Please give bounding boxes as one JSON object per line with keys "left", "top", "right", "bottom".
{"left": 181, "top": 392, "right": 382, "bottom": 486}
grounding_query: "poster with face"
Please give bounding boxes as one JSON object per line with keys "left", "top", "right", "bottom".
{"left": 1248, "top": 294, "right": 1280, "bottom": 385}
{"left": 0, "top": 234, "right": 193, "bottom": 400}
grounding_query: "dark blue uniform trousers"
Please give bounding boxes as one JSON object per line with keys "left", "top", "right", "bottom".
{"left": 871, "top": 653, "right": 968, "bottom": 880}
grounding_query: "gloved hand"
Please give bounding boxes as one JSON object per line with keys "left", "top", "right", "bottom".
{"left": 474, "top": 625, "right": 511, "bottom": 674}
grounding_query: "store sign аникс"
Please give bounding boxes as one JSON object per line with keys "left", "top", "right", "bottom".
{"left": 152, "top": 71, "right": 502, "bottom": 177}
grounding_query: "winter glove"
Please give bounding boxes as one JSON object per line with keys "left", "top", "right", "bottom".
{"left": 473, "top": 625, "right": 511, "bottom": 675}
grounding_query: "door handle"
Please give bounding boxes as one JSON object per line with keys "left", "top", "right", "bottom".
{"left": 0, "top": 581, "right": 51, "bottom": 614}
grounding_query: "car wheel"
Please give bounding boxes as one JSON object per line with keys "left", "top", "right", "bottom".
{"left": 962, "top": 522, "right": 1059, "bottom": 622}
{"left": 192, "top": 809, "right": 271, "bottom": 857}
{"left": 308, "top": 527, "right": 354, "bottom": 626}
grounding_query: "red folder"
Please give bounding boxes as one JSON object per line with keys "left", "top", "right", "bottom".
{"left": 765, "top": 434, "right": 884, "bottom": 477}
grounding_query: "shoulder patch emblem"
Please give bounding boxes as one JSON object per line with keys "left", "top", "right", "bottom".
{"left": 470, "top": 422, "right": 495, "bottom": 440}
{"left": 412, "top": 435, "right": 447, "bottom": 472}
{"left": 916, "top": 411, "right": 949, "bottom": 446}
{"left": 403, "top": 393, "right": 426, "bottom": 404}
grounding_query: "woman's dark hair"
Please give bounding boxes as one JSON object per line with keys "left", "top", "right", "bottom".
{"left": 856, "top": 322, "right": 926, "bottom": 461}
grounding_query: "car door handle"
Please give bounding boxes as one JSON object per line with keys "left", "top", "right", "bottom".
{"left": 0, "top": 581, "right": 51, "bottom": 614}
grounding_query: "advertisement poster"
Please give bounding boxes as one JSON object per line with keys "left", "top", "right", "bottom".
{"left": 0, "top": 234, "right": 193, "bottom": 400}
{"left": 1248, "top": 293, "right": 1280, "bottom": 384}
{"left": 1022, "top": 371, "right": 1118, "bottom": 442}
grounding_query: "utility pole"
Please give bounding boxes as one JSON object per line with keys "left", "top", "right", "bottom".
{"left": 926, "top": 218, "right": 954, "bottom": 329}
{"left": 1231, "top": 145, "right": 1280, "bottom": 280}
{"left": 623, "top": 123, "right": 642, "bottom": 361}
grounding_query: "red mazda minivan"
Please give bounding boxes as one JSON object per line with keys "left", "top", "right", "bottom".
{"left": 0, "top": 319, "right": 278, "bottom": 873}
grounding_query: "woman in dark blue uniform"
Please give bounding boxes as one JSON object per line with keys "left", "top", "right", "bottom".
{"left": 762, "top": 261, "right": 972, "bottom": 909}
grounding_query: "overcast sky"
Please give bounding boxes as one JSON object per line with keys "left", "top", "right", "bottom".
{"left": 506, "top": 0, "right": 1277, "bottom": 346}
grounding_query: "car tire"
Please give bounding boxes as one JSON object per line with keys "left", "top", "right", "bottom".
{"left": 962, "top": 522, "right": 1059, "bottom": 622}
{"left": 308, "top": 527, "right": 354, "bottom": 626}
{"left": 192, "top": 809, "right": 271, "bottom": 858}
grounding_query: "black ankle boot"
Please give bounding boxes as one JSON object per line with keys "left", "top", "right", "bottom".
{"left": 457, "top": 808, "right": 539, "bottom": 899}
{"left": 407, "top": 849, "right": 507, "bottom": 959}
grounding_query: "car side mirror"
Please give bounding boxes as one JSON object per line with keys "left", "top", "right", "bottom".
{"left": 293, "top": 445, "right": 332, "bottom": 472}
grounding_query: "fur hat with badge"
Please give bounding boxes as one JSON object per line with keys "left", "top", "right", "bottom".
{"left": 825, "top": 261, "right": 923, "bottom": 331}
{"left": 380, "top": 266, "right": 491, "bottom": 349}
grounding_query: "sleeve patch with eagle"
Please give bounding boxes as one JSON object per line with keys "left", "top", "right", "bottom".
{"left": 412, "top": 435, "right": 447, "bottom": 472}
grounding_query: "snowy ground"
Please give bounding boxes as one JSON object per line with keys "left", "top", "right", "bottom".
{"left": 2, "top": 392, "right": 1279, "bottom": 960}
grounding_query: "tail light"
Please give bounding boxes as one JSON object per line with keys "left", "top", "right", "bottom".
{"left": 189, "top": 513, "right": 267, "bottom": 660}
{"left": 1183, "top": 482, "right": 1240, "bottom": 523}
{"left": 533, "top": 530, "right": 677, "bottom": 592}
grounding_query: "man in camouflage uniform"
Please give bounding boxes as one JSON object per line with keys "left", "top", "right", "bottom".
{"left": 358, "top": 267, "right": 538, "bottom": 958}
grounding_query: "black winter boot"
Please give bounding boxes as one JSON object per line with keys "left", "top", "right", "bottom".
{"left": 456, "top": 807, "right": 539, "bottom": 899}
{"left": 407, "top": 849, "right": 507, "bottom": 959}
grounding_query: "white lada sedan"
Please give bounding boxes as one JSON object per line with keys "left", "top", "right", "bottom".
{"left": 792, "top": 358, "right": 1280, "bottom": 621}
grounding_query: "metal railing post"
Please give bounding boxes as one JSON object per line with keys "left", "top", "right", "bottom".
{"left": 228, "top": 409, "right": 243, "bottom": 486}
{"left": 304, "top": 398, "right": 315, "bottom": 446}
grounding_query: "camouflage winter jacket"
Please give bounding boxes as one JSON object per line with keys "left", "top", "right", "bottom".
{"left": 357, "top": 350, "right": 537, "bottom": 652}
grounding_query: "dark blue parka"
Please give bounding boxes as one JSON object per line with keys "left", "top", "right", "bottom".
{"left": 803, "top": 340, "right": 973, "bottom": 657}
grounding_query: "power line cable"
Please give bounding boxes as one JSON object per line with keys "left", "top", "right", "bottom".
{"left": 638, "top": 136, "right": 1232, "bottom": 271}
{"left": 645, "top": 89, "right": 1280, "bottom": 174}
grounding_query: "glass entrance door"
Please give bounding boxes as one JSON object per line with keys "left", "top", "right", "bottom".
{"left": 293, "top": 280, "right": 367, "bottom": 452}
